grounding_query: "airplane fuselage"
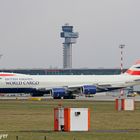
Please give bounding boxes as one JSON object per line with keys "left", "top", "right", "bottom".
{"left": 0, "top": 74, "right": 139, "bottom": 92}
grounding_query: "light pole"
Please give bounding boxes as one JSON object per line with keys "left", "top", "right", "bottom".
{"left": 119, "top": 44, "right": 125, "bottom": 74}
{"left": 119, "top": 44, "right": 125, "bottom": 97}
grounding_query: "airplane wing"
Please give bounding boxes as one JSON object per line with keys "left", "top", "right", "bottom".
{"left": 33, "top": 83, "right": 124, "bottom": 98}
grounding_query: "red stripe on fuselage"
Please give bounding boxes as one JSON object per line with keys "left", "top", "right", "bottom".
{"left": 0, "top": 73, "right": 15, "bottom": 76}
{"left": 126, "top": 69, "right": 140, "bottom": 75}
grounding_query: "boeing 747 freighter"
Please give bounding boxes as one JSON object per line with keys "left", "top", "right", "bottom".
{"left": 0, "top": 60, "right": 140, "bottom": 98}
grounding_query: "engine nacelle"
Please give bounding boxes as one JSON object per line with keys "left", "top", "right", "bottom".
{"left": 82, "top": 85, "right": 96, "bottom": 94}
{"left": 51, "top": 88, "right": 66, "bottom": 98}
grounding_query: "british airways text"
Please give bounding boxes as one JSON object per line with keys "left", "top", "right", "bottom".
{"left": 5, "top": 78, "right": 39, "bottom": 85}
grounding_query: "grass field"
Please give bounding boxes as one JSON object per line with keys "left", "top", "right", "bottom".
{"left": 0, "top": 99, "right": 140, "bottom": 140}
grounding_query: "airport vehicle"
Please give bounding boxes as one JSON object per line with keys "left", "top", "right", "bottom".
{"left": 0, "top": 60, "right": 140, "bottom": 98}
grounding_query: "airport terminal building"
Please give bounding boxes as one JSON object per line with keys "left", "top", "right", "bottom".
{"left": 0, "top": 68, "right": 125, "bottom": 75}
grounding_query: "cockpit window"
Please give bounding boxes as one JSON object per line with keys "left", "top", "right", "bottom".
{"left": 135, "top": 67, "right": 140, "bottom": 69}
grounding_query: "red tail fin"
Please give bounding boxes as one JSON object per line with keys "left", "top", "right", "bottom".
{"left": 125, "top": 60, "right": 140, "bottom": 75}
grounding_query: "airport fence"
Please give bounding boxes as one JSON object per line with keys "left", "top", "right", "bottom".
{"left": 0, "top": 135, "right": 77, "bottom": 140}
{"left": 0, "top": 134, "right": 78, "bottom": 140}
{"left": 0, "top": 135, "right": 48, "bottom": 140}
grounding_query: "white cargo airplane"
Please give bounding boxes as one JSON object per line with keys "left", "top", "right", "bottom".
{"left": 0, "top": 60, "right": 140, "bottom": 98}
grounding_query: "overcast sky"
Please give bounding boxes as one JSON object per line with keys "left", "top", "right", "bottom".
{"left": 0, "top": 0, "right": 140, "bottom": 69}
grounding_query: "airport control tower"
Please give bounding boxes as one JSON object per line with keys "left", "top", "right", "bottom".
{"left": 61, "top": 24, "right": 79, "bottom": 69}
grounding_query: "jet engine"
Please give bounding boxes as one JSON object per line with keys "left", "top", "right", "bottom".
{"left": 51, "top": 88, "right": 66, "bottom": 99}
{"left": 82, "top": 85, "right": 96, "bottom": 94}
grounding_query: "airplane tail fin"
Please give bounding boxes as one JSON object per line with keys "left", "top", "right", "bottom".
{"left": 125, "top": 60, "right": 140, "bottom": 75}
